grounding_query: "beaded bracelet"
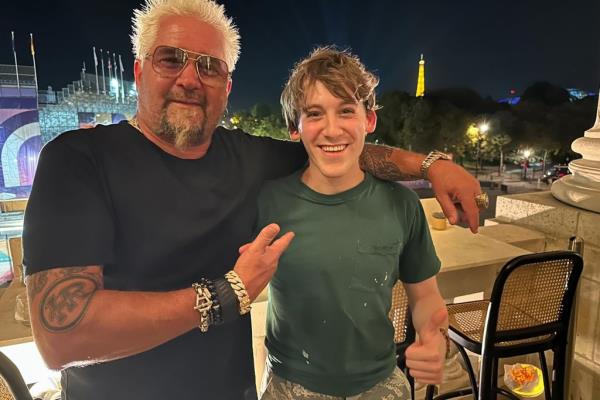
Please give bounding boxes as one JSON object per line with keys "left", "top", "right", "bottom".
{"left": 200, "top": 278, "right": 223, "bottom": 326}
{"left": 214, "top": 278, "right": 239, "bottom": 324}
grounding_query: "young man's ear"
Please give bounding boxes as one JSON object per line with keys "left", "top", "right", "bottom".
{"left": 289, "top": 129, "right": 301, "bottom": 141}
{"left": 366, "top": 110, "right": 378, "bottom": 135}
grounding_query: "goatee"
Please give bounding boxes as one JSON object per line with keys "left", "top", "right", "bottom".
{"left": 158, "top": 105, "right": 209, "bottom": 150}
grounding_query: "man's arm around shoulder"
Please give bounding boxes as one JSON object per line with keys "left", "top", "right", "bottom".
{"left": 360, "top": 144, "right": 482, "bottom": 232}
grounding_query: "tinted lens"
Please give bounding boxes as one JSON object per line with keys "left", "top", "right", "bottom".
{"left": 152, "top": 46, "right": 186, "bottom": 76}
{"left": 195, "top": 55, "right": 229, "bottom": 84}
{"left": 150, "top": 46, "right": 229, "bottom": 86}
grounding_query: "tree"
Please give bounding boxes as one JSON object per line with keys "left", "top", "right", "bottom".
{"left": 373, "top": 91, "right": 413, "bottom": 146}
{"left": 485, "top": 132, "right": 512, "bottom": 175}
{"left": 251, "top": 103, "right": 273, "bottom": 119}
{"left": 376, "top": 91, "right": 473, "bottom": 158}
{"left": 227, "top": 105, "right": 290, "bottom": 140}
{"left": 428, "top": 99, "right": 472, "bottom": 157}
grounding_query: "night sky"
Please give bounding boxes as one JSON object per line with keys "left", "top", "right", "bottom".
{"left": 2, "top": 0, "right": 598, "bottom": 111}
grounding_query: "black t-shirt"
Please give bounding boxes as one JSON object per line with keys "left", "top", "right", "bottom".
{"left": 23, "top": 121, "right": 306, "bottom": 400}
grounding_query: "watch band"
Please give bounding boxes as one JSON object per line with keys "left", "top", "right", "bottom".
{"left": 420, "top": 150, "right": 451, "bottom": 179}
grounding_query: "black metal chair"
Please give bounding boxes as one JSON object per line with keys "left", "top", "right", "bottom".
{"left": 0, "top": 351, "right": 32, "bottom": 400}
{"left": 426, "top": 251, "right": 583, "bottom": 400}
{"left": 389, "top": 281, "right": 416, "bottom": 398}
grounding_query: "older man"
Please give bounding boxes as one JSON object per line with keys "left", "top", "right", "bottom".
{"left": 23, "top": 0, "right": 481, "bottom": 399}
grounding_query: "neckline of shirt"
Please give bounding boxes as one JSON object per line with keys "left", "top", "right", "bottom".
{"left": 290, "top": 169, "right": 372, "bottom": 205}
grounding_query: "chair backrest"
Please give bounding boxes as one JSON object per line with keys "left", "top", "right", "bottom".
{"left": 0, "top": 351, "right": 32, "bottom": 400}
{"left": 483, "top": 251, "right": 583, "bottom": 348}
{"left": 389, "top": 281, "right": 415, "bottom": 396}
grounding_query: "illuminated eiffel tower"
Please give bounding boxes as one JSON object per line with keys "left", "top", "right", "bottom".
{"left": 415, "top": 54, "right": 425, "bottom": 97}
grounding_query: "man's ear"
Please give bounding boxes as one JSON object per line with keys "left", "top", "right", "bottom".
{"left": 134, "top": 59, "right": 143, "bottom": 86}
{"left": 289, "top": 129, "right": 301, "bottom": 141}
{"left": 226, "top": 78, "right": 232, "bottom": 95}
{"left": 366, "top": 110, "right": 377, "bottom": 135}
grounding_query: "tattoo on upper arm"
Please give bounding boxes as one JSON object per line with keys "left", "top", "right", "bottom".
{"left": 27, "top": 267, "right": 103, "bottom": 333}
{"left": 28, "top": 270, "right": 49, "bottom": 297}
{"left": 360, "top": 145, "right": 416, "bottom": 181}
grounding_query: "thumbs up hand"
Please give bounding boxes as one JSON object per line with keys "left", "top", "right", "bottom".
{"left": 405, "top": 307, "right": 448, "bottom": 384}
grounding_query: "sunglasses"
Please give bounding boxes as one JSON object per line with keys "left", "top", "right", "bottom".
{"left": 148, "top": 45, "right": 230, "bottom": 87}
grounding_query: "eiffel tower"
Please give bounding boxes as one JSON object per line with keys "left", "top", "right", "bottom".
{"left": 415, "top": 54, "right": 425, "bottom": 97}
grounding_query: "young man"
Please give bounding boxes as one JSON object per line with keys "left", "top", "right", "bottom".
{"left": 24, "top": 1, "right": 477, "bottom": 398}
{"left": 258, "top": 47, "right": 448, "bottom": 399}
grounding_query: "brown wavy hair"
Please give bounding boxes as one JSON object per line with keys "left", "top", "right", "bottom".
{"left": 280, "top": 46, "right": 380, "bottom": 131}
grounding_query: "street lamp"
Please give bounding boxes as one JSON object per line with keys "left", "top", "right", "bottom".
{"left": 475, "top": 122, "right": 489, "bottom": 178}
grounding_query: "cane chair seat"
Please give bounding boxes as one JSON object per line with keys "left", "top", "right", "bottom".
{"left": 1, "top": 377, "right": 14, "bottom": 400}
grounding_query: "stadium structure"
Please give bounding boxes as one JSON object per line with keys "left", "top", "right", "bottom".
{"left": 0, "top": 63, "right": 137, "bottom": 198}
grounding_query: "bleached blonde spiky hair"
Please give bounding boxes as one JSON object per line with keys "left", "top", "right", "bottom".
{"left": 131, "top": 0, "right": 241, "bottom": 71}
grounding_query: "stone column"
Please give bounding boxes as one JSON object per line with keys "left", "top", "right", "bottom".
{"left": 551, "top": 91, "right": 600, "bottom": 211}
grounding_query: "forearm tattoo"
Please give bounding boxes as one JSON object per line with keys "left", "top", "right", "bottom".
{"left": 27, "top": 267, "right": 103, "bottom": 333}
{"left": 360, "top": 144, "right": 417, "bottom": 181}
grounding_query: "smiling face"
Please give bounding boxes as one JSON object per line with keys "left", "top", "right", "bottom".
{"left": 134, "top": 15, "right": 232, "bottom": 151}
{"left": 292, "top": 80, "right": 377, "bottom": 194}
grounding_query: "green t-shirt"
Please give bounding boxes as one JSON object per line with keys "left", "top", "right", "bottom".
{"left": 256, "top": 171, "right": 440, "bottom": 396}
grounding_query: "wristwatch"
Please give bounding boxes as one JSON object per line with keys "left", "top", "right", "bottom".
{"left": 420, "top": 150, "right": 451, "bottom": 179}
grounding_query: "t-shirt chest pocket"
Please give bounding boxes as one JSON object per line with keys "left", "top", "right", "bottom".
{"left": 349, "top": 240, "right": 401, "bottom": 293}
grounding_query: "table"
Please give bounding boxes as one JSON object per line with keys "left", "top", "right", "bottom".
{"left": 431, "top": 225, "right": 531, "bottom": 300}
{"left": 478, "top": 224, "right": 545, "bottom": 253}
